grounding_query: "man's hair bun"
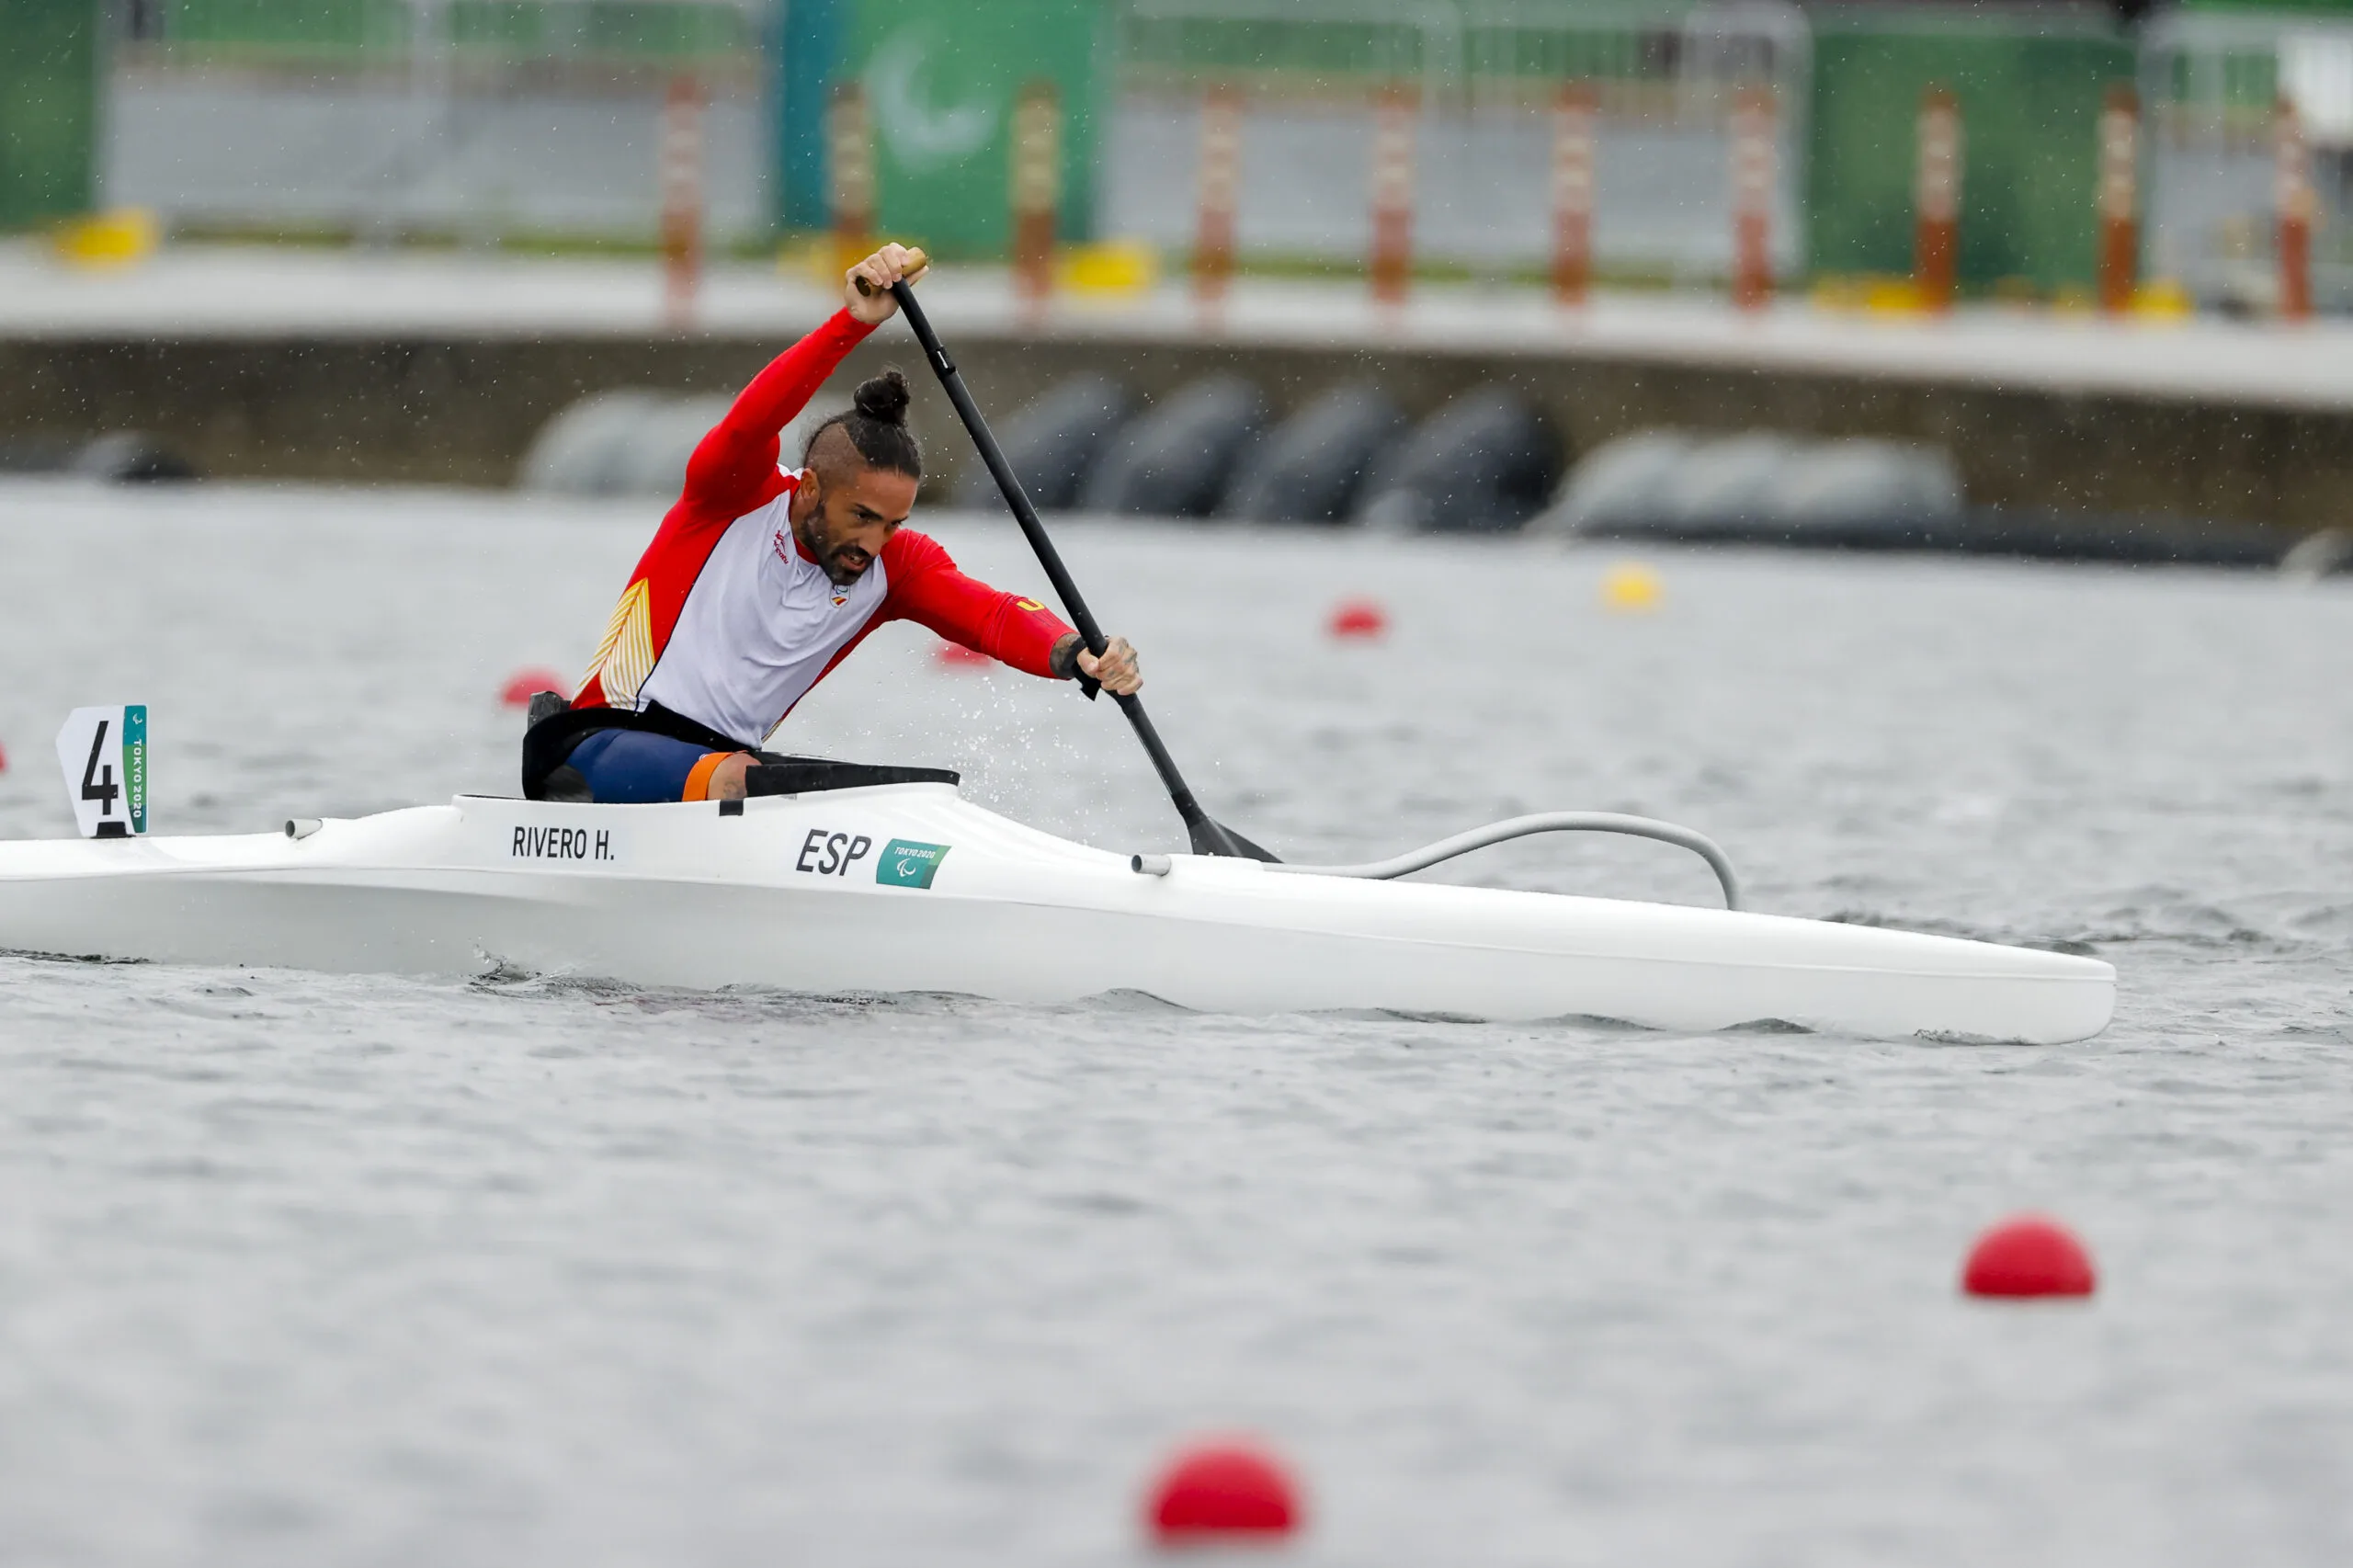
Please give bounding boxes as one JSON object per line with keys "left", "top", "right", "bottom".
{"left": 853, "top": 369, "right": 912, "bottom": 426}
{"left": 803, "top": 366, "right": 923, "bottom": 481}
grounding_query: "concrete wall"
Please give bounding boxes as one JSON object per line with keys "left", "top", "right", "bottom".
{"left": 1, "top": 328, "right": 2345, "bottom": 539}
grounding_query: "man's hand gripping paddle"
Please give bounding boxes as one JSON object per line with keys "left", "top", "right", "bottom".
{"left": 858, "top": 256, "right": 1277, "bottom": 861}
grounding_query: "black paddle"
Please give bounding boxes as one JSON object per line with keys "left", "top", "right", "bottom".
{"left": 858, "top": 259, "right": 1275, "bottom": 861}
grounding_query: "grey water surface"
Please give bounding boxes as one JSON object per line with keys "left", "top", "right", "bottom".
{"left": 1, "top": 481, "right": 2347, "bottom": 1566}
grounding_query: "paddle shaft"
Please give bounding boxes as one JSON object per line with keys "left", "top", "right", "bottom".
{"left": 887, "top": 279, "right": 1248, "bottom": 857}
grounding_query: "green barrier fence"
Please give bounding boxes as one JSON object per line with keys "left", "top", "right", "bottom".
{"left": 1807, "top": 9, "right": 2135, "bottom": 292}
{"left": 1113, "top": 0, "right": 1724, "bottom": 103}
{"left": 160, "top": 0, "right": 407, "bottom": 51}
{"left": 142, "top": 0, "right": 754, "bottom": 62}
{"left": 0, "top": 0, "right": 97, "bottom": 229}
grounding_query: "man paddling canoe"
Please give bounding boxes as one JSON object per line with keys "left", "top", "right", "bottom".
{"left": 525, "top": 244, "right": 1142, "bottom": 803}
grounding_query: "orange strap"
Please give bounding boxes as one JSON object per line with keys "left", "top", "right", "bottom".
{"left": 683, "top": 750, "right": 734, "bottom": 802}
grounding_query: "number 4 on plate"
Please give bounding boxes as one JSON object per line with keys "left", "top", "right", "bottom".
{"left": 54, "top": 705, "right": 149, "bottom": 839}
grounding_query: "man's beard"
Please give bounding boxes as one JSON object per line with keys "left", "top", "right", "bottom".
{"left": 823, "top": 545, "right": 870, "bottom": 585}
{"left": 795, "top": 510, "right": 870, "bottom": 585}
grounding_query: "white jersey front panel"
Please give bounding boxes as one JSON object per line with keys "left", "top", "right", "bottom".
{"left": 634, "top": 484, "right": 889, "bottom": 743}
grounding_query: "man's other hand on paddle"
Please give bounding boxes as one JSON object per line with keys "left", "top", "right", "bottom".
{"left": 1054, "top": 633, "right": 1142, "bottom": 696}
{"left": 845, "top": 244, "right": 925, "bottom": 325}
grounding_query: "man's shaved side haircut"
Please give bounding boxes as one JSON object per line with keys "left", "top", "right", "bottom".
{"left": 804, "top": 369, "right": 923, "bottom": 486}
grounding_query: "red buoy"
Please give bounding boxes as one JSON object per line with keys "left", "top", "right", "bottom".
{"left": 1962, "top": 1214, "right": 2097, "bottom": 1299}
{"left": 500, "top": 668, "right": 569, "bottom": 708}
{"left": 933, "top": 642, "right": 991, "bottom": 669}
{"left": 0, "top": 739, "right": 8, "bottom": 775}
{"left": 1326, "top": 597, "right": 1390, "bottom": 640}
{"left": 1144, "top": 1438, "right": 1302, "bottom": 1546}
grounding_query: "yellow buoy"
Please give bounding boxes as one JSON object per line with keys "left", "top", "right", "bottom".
{"left": 1599, "top": 562, "right": 1663, "bottom": 612}
{"left": 53, "top": 208, "right": 161, "bottom": 269}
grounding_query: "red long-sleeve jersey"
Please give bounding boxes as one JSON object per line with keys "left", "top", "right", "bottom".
{"left": 571, "top": 309, "right": 1074, "bottom": 744}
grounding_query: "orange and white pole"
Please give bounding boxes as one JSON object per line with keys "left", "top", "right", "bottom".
{"left": 1729, "top": 86, "right": 1775, "bottom": 311}
{"left": 2096, "top": 85, "right": 2139, "bottom": 314}
{"left": 1010, "top": 80, "right": 1061, "bottom": 313}
{"left": 1550, "top": 82, "right": 1597, "bottom": 307}
{"left": 2277, "top": 96, "right": 2313, "bottom": 322}
{"left": 659, "top": 73, "right": 704, "bottom": 330}
{"left": 828, "top": 80, "right": 876, "bottom": 278}
{"left": 1913, "top": 85, "right": 1961, "bottom": 312}
{"left": 1370, "top": 83, "right": 1417, "bottom": 307}
{"left": 1193, "top": 84, "right": 1243, "bottom": 305}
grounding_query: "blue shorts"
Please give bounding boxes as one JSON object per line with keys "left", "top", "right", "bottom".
{"left": 565, "top": 728, "right": 728, "bottom": 804}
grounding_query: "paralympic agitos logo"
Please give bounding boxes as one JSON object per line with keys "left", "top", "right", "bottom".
{"left": 791, "top": 830, "right": 950, "bottom": 889}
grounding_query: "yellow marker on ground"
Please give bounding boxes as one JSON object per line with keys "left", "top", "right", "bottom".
{"left": 1058, "top": 241, "right": 1158, "bottom": 296}
{"left": 54, "top": 208, "right": 160, "bottom": 268}
{"left": 1862, "top": 277, "right": 1931, "bottom": 315}
{"left": 1599, "top": 562, "right": 1663, "bottom": 612}
{"left": 2131, "top": 278, "right": 2193, "bottom": 321}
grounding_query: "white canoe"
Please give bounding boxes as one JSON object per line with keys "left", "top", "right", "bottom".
{"left": 0, "top": 784, "right": 2113, "bottom": 1042}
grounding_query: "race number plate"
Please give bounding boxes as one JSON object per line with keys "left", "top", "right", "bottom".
{"left": 54, "top": 705, "right": 148, "bottom": 839}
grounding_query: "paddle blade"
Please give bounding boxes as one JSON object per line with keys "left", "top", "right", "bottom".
{"left": 1188, "top": 815, "right": 1280, "bottom": 862}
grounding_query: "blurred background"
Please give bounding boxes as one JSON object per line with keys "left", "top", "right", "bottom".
{"left": 7, "top": 8, "right": 2353, "bottom": 1562}
{"left": 2, "top": 0, "right": 2351, "bottom": 561}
